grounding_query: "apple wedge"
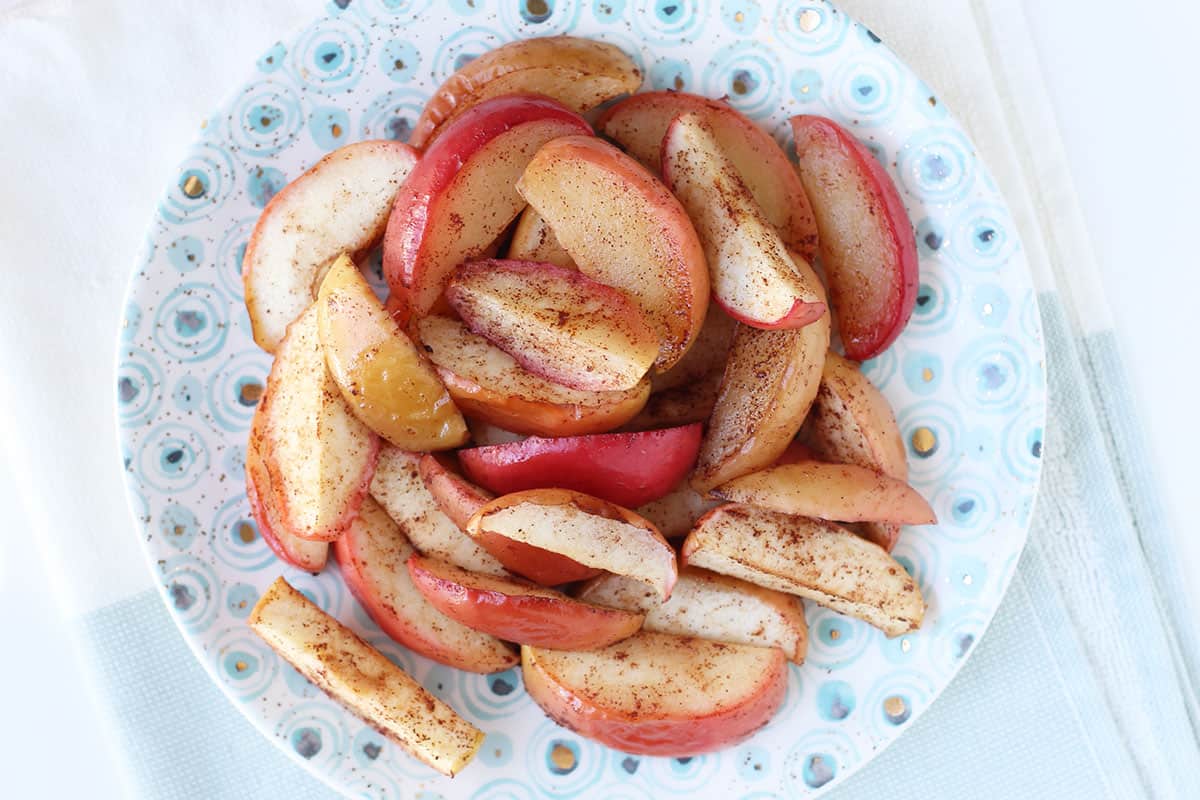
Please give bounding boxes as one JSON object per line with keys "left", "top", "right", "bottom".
{"left": 418, "top": 453, "right": 493, "bottom": 531}
{"left": 466, "top": 418, "right": 526, "bottom": 447}
{"left": 407, "top": 556, "right": 644, "bottom": 650}
{"left": 634, "top": 481, "right": 721, "bottom": 539}
{"left": 620, "top": 370, "right": 722, "bottom": 433}
{"left": 410, "top": 36, "right": 642, "bottom": 149}
{"left": 682, "top": 504, "right": 925, "bottom": 637}
{"left": 445, "top": 260, "right": 659, "bottom": 392}
{"left": 517, "top": 135, "right": 709, "bottom": 372}
{"left": 577, "top": 569, "right": 808, "bottom": 664}
{"left": 316, "top": 254, "right": 467, "bottom": 451}
{"left": 663, "top": 113, "right": 826, "bottom": 330}
{"left": 791, "top": 115, "right": 918, "bottom": 360}
{"left": 598, "top": 91, "right": 818, "bottom": 260}
{"left": 334, "top": 497, "right": 517, "bottom": 673}
{"left": 507, "top": 207, "right": 576, "bottom": 269}
{"left": 260, "top": 304, "right": 379, "bottom": 541}
{"left": 416, "top": 315, "right": 650, "bottom": 437}
{"left": 249, "top": 577, "right": 483, "bottom": 776}
{"left": 244, "top": 141, "right": 418, "bottom": 352}
{"left": 384, "top": 95, "right": 593, "bottom": 317}
{"left": 522, "top": 631, "right": 786, "bottom": 756}
{"left": 712, "top": 461, "right": 935, "bottom": 525}
{"left": 808, "top": 351, "right": 908, "bottom": 480}
{"left": 650, "top": 305, "right": 735, "bottom": 394}
{"left": 467, "top": 489, "right": 677, "bottom": 600}
{"left": 370, "top": 445, "right": 509, "bottom": 577}
{"left": 457, "top": 423, "right": 701, "bottom": 509}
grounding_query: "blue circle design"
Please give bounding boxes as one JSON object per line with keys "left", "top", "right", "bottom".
{"left": 380, "top": 40, "right": 420, "bottom": 83}
{"left": 915, "top": 216, "right": 949, "bottom": 256}
{"left": 172, "top": 375, "right": 203, "bottom": 412}
{"left": 828, "top": 52, "right": 903, "bottom": 127}
{"left": 478, "top": 732, "right": 513, "bottom": 767}
{"left": 204, "top": 349, "right": 270, "bottom": 433}
{"left": 593, "top": 0, "right": 628, "bottom": 22}
{"left": 215, "top": 216, "right": 255, "bottom": 300}
{"left": 789, "top": 67, "right": 823, "bottom": 103}
{"left": 721, "top": 0, "right": 761, "bottom": 34}
{"left": 257, "top": 42, "right": 287, "bottom": 73}
{"left": 702, "top": 41, "right": 783, "bottom": 119}
{"left": 225, "top": 583, "right": 259, "bottom": 618}
{"left": 210, "top": 494, "right": 276, "bottom": 572}
{"left": 116, "top": 347, "right": 163, "bottom": 429}
{"left": 160, "top": 142, "right": 236, "bottom": 224}
{"left": 952, "top": 201, "right": 1018, "bottom": 271}
{"left": 167, "top": 236, "right": 204, "bottom": 273}
{"left": 816, "top": 680, "right": 857, "bottom": 721}
{"left": 212, "top": 625, "right": 279, "bottom": 699}
{"left": 289, "top": 17, "right": 370, "bottom": 94}
{"left": 736, "top": 745, "right": 770, "bottom": 781}
{"left": 136, "top": 423, "right": 211, "bottom": 493}
{"left": 159, "top": 554, "right": 219, "bottom": 632}
{"left": 360, "top": 89, "right": 427, "bottom": 142}
{"left": 152, "top": 282, "right": 230, "bottom": 363}
{"left": 247, "top": 166, "right": 287, "bottom": 208}
{"left": 309, "top": 106, "right": 352, "bottom": 151}
{"left": 230, "top": 80, "right": 304, "bottom": 157}
{"left": 277, "top": 701, "right": 350, "bottom": 770}
{"left": 632, "top": 0, "right": 706, "bottom": 42}
{"left": 954, "top": 334, "right": 1030, "bottom": 414}
{"left": 457, "top": 667, "right": 531, "bottom": 720}
{"left": 649, "top": 56, "right": 693, "bottom": 90}
{"left": 775, "top": 1, "right": 850, "bottom": 54}
{"left": 898, "top": 126, "right": 976, "bottom": 204}
{"left": 159, "top": 502, "right": 199, "bottom": 551}
{"left": 432, "top": 27, "right": 501, "bottom": 82}
{"left": 902, "top": 350, "right": 942, "bottom": 395}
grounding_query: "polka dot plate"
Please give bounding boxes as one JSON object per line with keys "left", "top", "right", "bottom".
{"left": 115, "top": 1, "right": 1046, "bottom": 797}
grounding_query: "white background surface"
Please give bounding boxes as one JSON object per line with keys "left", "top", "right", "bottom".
{"left": 1, "top": 0, "right": 1197, "bottom": 796}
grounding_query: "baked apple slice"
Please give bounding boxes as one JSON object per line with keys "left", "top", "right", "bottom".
{"left": 791, "top": 115, "right": 918, "bottom": 360}
{"left": 466, "top": 418, "right": 526, "bottom": 447}
{"left": 507, "top": 207, "right": 576, "bottom": 269}
{"left": 410, "top": 36, "right": 641, "bottom": 148}
{"left": 807, "top": 351, "right": 908, "bottom": 480}
{"left": 334, "top": 497, "right": 517, "bottom": 673}
{"left": 249, "top": 577, "right": 483, "bottom": 776}
{"left": 517, "top": 136, "right": 709, "bottom": 372}
{"left": 649, "top": 305, "right": 735, "bottom": 394}
{"left": 457, "top": 423, "right": 702, "bottom": 509}
{"left": 316, "top": 254, "right": 467, "bottom": 451}
{"left": 597, "top": 91, "right": 817, "bottom": 260}
{"left": 416, "top": 315, "right": 649, "bottom": 437}
{"left": 634, "top": 481, "right": 721, "bottom": 539}
{"left": 446, "top": 259, "right": 659, "bottom": 392}
{"left": 682, "top": 504, "right": 925, "bottom": 637}
{"left": 522, "top": 631, "right": 786, "bottom": 756}
{"left": 407, "top": 556, "right": 644, "bottom": 650}
{"left": 577, "top": 569, "right": 808, "bottom": 664}
{"left": 662, "top": 113, "right": 826, "bottom": 329}
{"left": 260, "top": 304, "right": 379, "bottom": 541}
{"left": 384, "top": 95, "right": 593, "bottom": 317}
{"left": 620, "top": 370, "right": 722, "bottom": 433}
{"left": 418, "top": 453, "right": 493, "bottom": 531}
{"left": 243, "top": 141, "right": 418, "bottom": 352}
{"left": 467, "top": 489, "right": 677, "bottom": 600}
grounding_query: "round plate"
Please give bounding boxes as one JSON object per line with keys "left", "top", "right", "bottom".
{"left": 115, "top": 1, "right": 1046, "bottom": 797}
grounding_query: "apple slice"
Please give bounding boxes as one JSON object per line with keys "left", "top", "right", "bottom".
{"left": 244, "top": 141, "right": 418, "bottom": 352}
{"left": 334, "top": 497, "right": 517, "bottom": 673}
{"left": 446, "top": 259, "right": 659, "bottom": 392}
{"left": 650, "top": 305, "right": 735, "bottom": 394}
{"left": 597, "top": 92, "right": 818, "bottom": 260}
{"left": 467, "top": 489, "right": 677, "bottom": 600}
{"left": 249, "top": 577, "right": 483, "bottom": 776}
{"left": 418, "top": 453, "right": 494, "bottom": 531}
{"left": 416, "top": 315, "right": 649, "bottom": 437}
{"left": 370, "top": 445, "right": 508, "bottom": 577}
{"left": 808, "top": 351, "right": 908, "bottom": 480}
{"left": 577, "top": 569, "right": 807, "bottom": 664}
{"left": 634, "top": 481, "right": 721, "bottom": 539}
{"left": 517, "top": 135, "right": 708, "bottom": 372}
{"left": 507, "top": 207, "right": 576, "bottom": 269}
{"left": 316, "top": 254, "right": 467, "bottom": 451}
{"left": 407, "top": 556, "right": 644, "bottom": 650}
{"left": 620, "top": 370, "right": 722, "bottom": 433}
{"left": 791, "top": 115, "right": 918, "bottom": 360}
{"left": 712, "top": 461, "right": 935, "bottom": 525}
{"left": 522, "top": 631, "right": 786, "bottom": 756}
{"left": 260, "top": 304, "right": 379, "bottom": 541}
{"left": 663, "top": 113, "right": 826, "bottom": 330}
{"left": 410, "top": 36, "right": 641, "bottom": 149}
{"left": 383, "top": 95, "right": 593, "bottom": 317}
{"left": 457, "top": 423, "right": 701, "bottom": 509}
{"left": 682, "top": 504, "right": 924, "bottom": 637}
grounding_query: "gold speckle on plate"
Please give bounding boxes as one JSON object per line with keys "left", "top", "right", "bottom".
{"left": 900, "top": 638, "right": 911, "bottom": 653}
{"left": 982, "top": 302, "right": 994, "bottom": 316}
{"left": 911, "top": 426, "right": 936, "bottom": 455}
{"left": 237, "top": 521, "right": 257, "bottom": 544}
{"left": 235, "top": 660, "right": 248, "bottom": 673}
{"left": 173, "top": 525, "right": 185, "bottom": 537}
{"left": 829, "top": 628, "right": 840, "bottom": 641}
{"left": 734, "top": 11, "right": 744, "bottom": 23}
{"left": 331, "top": 123, "right": 343, "bottom": 139}
{"left": 921, "top": 367, "right": 934, "bottom": 382}
{"left": 884, "top": 695, "right": 907, "bottom": 717}
{"left": 962, "top": 573, "right": 974, "bottom": 586}
{"left": 732, "top": 77, "right": 748, "bottom": 95}
{"left": 240, "top": 382, "right": 263, "bottom": 405}
{"left": 799, "top": 9, "right": 821, "bottom": 32}
{"left": 182, "top": 175, "right": 205, "bottom": 198}
{"left": 550, "top": 743, "right": 575, "bottom": 771}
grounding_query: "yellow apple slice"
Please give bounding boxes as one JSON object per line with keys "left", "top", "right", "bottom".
{"left": 507, "top": 207, "right": 576, "bottom": 269}
{"left": 634, "top": 480, "right": 720, "bottom": 539}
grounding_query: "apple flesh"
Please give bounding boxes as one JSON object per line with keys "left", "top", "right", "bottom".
{"left": 634, "top": 480, "right": 721, "bottom": 539}
{"left": 507, "top": 207, "right": 576, "bottom": 269}
{"left": 522, "top": 631, "right": 786, "bottom": 756}
{"left": 662, "top": 113, "right": 826, "bottom": 330}
{"left": 418, "top": 453, "right": 494, "bottom": 532}
{"left": 791, "top": 115, "right": 919, "bottom": 360}
{"left": 244, "top": 141, "right": 418, "bottom": 352}
{"left": 410, "top": 36, "right": 642, "bottom": 148}
{"left": 384, "top": 95, "right": 593, "bottom": 317}
{"left": 807, "top": 351, "right": 908, "bottom": 480}
{"left": 446, "top": 259, "right": 659, "bottom": 392}
{"left": 517, "top": 135, "right": 709, "bottom": 372}
{"left": 649, "top": 305, "right": 735, "bottom": 394}
{"left": 457, "top": 423, "right": 702, "bottom": 509}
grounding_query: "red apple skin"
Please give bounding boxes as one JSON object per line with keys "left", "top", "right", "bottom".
{"left": 458, "top": 424, "right": 702, "bottom": 509}
{"left": 418, "top": 453, "right": 493, "bottom": 531}
{"left": 714, "top": 294, "right": 827, "bottom": 331}
{"left": 245, "top": 422, "right": 327, "bottom": 572}
{"left": 789, "top": 115, "right": 918, "bottom": 360}
{"left": 406, "top": 556, "right": 643, "bottom": 650}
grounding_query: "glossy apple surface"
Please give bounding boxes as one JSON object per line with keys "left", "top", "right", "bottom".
{"left": 507, "top": 206, "right": 576, "bottom": 268}
{"left": 807, "top": 351, "right": 908, "bottom": 480}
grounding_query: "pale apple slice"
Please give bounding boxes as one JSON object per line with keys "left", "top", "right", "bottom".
{"left": 649, "top": 305, "right": 735, "bottom": 394}
{"left": 620, "top": 370, "right": 722, "bottom": 433}
{"left": 466, "top": 418, "right": 526, "bottom": 446}
{"left": 791, "top": 115, "right": 918, "bottom": 360}
{"left": 808, "top": 351, "right": 908, "bottom": 480}
{"left": 244, "top": 141, "right": 418, "bottom": 352}
{"left": 467, "top": 488, "right": 677, "bottom": 600}
{"left": 411, "top": 36, "right": 642, "bottom": 148}
{"left": 384, "top": 95, "right": 593, "bottom": 317}
{"left": 682, "top": 504, "right": 924, "bottom": 637}
{"left": 249, "top": 577, "right": 483, "bottom": 776}
{"left": 518, "top": 136, "right": 708, "bottom": 372}
{"left": 522, "top": 631, "right": 786, "bottom": 756}
{"left": 316, "top": 254, "right": 467, "bottom": 451}
{"left": 577, "top": 569, "right": 808, "bottom": 664}
{"left": 663, "top": 113, "right": 826, "bottom": 330}
{"left": 507, "top": 206, "right": 576, "bottom": 269}
{"left": 369, "top": 445, "right": 508, "bottom": 577}
{"left": 408, "top": 556, "right": 644, "bottom": 650}
{"left": 446, "top": 260, "right": 658, "bottom": 392}
{"left": 334, "top": 497, "right": 517, "bottom": 673}
{"left": 418, "top": 453, "right": 494, "bottom": 531}
{"left": 634, "top": 480, "right": 721, "bottom": 539}
{"left": 598, "top": 91, "right": 818, "bottom": 260}
{"left": 416, "top": 315, "right": 649, "bottom": 437}
{"left": 261, "top": 304, "right": 379, "bottom": 541}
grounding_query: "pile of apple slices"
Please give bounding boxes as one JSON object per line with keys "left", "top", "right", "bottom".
{"left": 241, "top": 35, "right": 932, "bottom": 773}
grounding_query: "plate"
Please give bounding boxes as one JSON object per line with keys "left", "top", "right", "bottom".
{"left": 115, "top": 1, "right": 1046, "bottom": 797}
